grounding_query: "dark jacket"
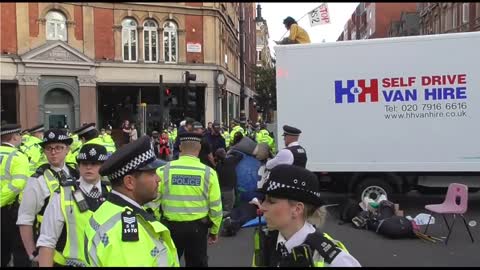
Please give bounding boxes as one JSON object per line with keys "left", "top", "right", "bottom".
{"left": 216, "top": 150, "right": 243, "bottom": 191}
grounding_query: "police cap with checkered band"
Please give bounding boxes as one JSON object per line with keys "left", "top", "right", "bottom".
{"left": 259, "top": 164, "right": 323, "bottom": 207}
{"left": 0, "top": 123, "right": 22, "bottom": 136}
{"left": 39, "top": 129, "right": 73, "bottom": 148}
{"left": 73, "top": 123, "right": 97, "bottom": 137}
{"left": 99, "top": 136, "right": 166, "bottom": 182}
{"left": 29, "top": 124, "right": 45, "bottom": 134}
{"left": 77, "top": 143, "right": 109, "bottom": 163}
{"left": 178, "top": 132, "right": 203, "bottom": 143}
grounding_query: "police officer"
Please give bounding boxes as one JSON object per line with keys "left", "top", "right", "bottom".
{"left": 100, "top": 125, "right": 116, "bottom": 152}
{"left": 221, "top": 124, "right": 230, "bottom": 149}
{"left": 1, "top": 124, "right": 30, "bottom": 267}
{"left": 37, "top": 144, "right": 110, "bottom": 267}
{"left": 157, "top": 132, "right": 222, "bottom": 267}
{"left": 266, "top": 125, "right": 307, "bottom": 170}
{"left": 256, "top": 123, "right": 276, "bottom": 154}
{"left": 230, "top": 118, "right": 246, "bottom": 139}
{"left": 173, "top": 117, "right": 194, "bottom": 160}
{"left": 76, "top": 123, "right": 116, "bottom": 156}
{"left": 84, "top": 136, "right": 179, "bottom": 267}
{"left": 253, "top": 165, "right": 361, "bottom": 267}
{"left": 19, "top": 124, "right": 46, "bottom": 174}
{"left": 17, "top": 129, "right": 78, "bottom": 266}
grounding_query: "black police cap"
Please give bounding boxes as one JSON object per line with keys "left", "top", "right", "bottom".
{"left": 73, "top": 123, "right": 96, "bottom": 137}
{"left": 178, "top": 132, "right": 203, "bottom": 143}
{"left": 77, "top": 143, "right": 109, "bottom": 163}
{"left": 0, "top": 124, "right": 22, "bottom": 136}
{"left": 259, "top": 164, "right": 322, "bottom": 207}
{"left": 282, "top": 125, "right": 302, "bottom": 136}
{"left": 29, "top": 124, "right": 44, "bottom": 134}
{"left": 185, "top": 117, "right": 195, "bottom": 125}
{"left": 99, "top": 136, "right": 166, "bottom": 182}
{"left": 39, "top": 129, "right": 73, "bottom": 147}
{"left": 192, "top": 121, "right": 203, "bottom": 130}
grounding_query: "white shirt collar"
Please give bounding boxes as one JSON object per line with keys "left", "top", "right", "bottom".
{"left": 111, "top": 190, "right": 142, "bottom": 209}
{"left": 2, "top": 142, "right": 15, "bottom": 148}
{"left": 287, "top": 141, "right": 300, "bottom": 147}
{"left": 79, "top": 177, "right": 102, "bottom": 194}
{"left": 277, "top": 222, "right": 316, "bottom": 253}
{"left": 50, "top": 163, "right": 69, "bottom": 176}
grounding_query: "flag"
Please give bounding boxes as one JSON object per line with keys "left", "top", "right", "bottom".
{"left": 308, "top": 3, "right": 331, "bottom": 27}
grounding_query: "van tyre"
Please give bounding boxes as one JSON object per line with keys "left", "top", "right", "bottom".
{"left": 355, "top": 178, "right": 394, "bottom": 202}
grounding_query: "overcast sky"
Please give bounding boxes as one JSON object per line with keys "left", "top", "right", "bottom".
{"left": 259, "top": 2, "right": 359, "bottom": 55}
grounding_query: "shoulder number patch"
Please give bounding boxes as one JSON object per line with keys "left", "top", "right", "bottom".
{"left": 121, "top": 210, "right": 139, "bottom": 242}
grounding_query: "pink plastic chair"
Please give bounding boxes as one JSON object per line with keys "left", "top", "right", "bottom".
{"left": 423, "top": 183, "right": 474, "bottom": 244}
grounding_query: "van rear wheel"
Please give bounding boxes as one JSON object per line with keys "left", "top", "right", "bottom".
{"left": 355, "top": 178, "right": 394, "bottom": 203}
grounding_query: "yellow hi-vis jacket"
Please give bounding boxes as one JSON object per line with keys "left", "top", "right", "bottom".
{"left": 84, "top": 193, "right": 179, "bottom": 267}
{"left": 0, "top": 144, "right": 30, "bottom": 206}
{"left": 156, "top": 155, "right": 223, "bottom": 235}
{"left": 252, "top": 229, "right": 349, "bottom": 267}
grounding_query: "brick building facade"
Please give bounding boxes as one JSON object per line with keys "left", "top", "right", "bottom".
{"left": 417, "top": 3, "right": 480, "bottom": 35}
{"left": 0, "top": 2, "right": 257, "bottom": 137}
{"left": 337, "top": 3, "right": 417, "bottom": 41}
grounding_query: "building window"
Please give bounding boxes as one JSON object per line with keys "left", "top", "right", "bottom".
{"left": 122, "top": 18, "right": 138, "bottom": 62}
{"left": 369, "top": 10, "right": 372, "bottom": 20}
{"left": 163, "top": 21, "right": 178, "bottom": 63}
{"left": 477, "top": 3, "right": 480, "bottom": 19}
{"left": 462, "top": 3, "right": 469, "bottom": 23}
{"left": 256, "top": 50, "right": 262, "bottom": 62}
{"left": 46, "top": 11, "right": 67, "bottom": 41}
{"left": 143, "top": 20, "right": 158, "bottom": 63}
{"left": 434, "top": 15, "right": 440, "bottom": 33}
{"left": 369, "top": 28, "right": 372, "bottom": 36}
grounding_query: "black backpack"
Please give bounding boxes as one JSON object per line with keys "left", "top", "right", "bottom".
{"left": 338, "top": 198, "right": 362, "bottom": 224}
{"left": 376, "top": 216, "right": 415, "bottom": 239}
{"left": 376, "top": 200, "right": 396, "bottom": 220}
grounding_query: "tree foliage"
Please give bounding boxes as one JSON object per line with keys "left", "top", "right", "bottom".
{"left": 253, "top": 65, "right": 276, "bottom": 122}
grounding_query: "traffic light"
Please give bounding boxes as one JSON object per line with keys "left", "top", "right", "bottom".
{"left": 186, "top": 88, "right": 197, "bottom": 108}
{"left": 185, "top": 71, "right": 196, "bottom": 86}
{"left": 164, "top": 88, "right": 173, "bottom": 106}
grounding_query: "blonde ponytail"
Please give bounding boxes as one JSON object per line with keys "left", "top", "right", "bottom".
{"left": 306, "top": 205, "right": 328, "bottom": 228}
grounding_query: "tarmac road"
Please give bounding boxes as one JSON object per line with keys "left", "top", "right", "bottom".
{"left": 206, "top": 191, "right": 480, "bottom": 267}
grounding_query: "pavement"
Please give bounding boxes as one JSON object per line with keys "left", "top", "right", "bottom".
{"left": 205, "top": 190, "right": 480, "bottom": 267}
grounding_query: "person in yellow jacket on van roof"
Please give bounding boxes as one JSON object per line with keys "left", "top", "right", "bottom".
{"left": 276, "top": 16, "right": 311, "bottom": 45}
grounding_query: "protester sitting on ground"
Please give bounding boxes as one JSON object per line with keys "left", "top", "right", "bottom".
{"left": 221, "top": 139, "right": 268, "bottom": 237}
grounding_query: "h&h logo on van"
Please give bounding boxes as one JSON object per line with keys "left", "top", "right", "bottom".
{"left": 335, "top": 79, "right": 379, "bottom": 104}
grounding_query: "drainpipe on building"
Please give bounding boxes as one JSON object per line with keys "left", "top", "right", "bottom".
{"left": 239, "top": 2, "right": 246, "bottom": 122}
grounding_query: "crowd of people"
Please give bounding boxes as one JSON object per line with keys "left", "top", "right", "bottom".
{"left": 1, "top": 115, "right": 361, "bottom": 267}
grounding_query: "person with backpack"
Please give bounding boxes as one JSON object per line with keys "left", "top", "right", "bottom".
{"left": 252, "top": 165, "right": 361, "bottom": 267}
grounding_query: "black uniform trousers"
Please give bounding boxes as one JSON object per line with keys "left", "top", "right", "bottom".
{"left": 1, "top": 203, "right": 29, "bottom": 267}
{"left": 163, "top": 218, "right": 209, "bottom": 267}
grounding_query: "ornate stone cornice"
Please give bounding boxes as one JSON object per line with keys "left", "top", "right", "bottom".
{"left": 77, "top": 76, "right": 97, "bottom": 87}
{"left": 16, "top": 74, "right": 40, "bottom": 86}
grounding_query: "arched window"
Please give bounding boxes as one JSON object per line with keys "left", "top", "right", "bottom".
{"left": 163, "top": 21, "right": 178, "bottom": 63}
{"left": 143, "top": 20, "right": 158, "bottom": 62}
{"left": 46, "top": 11, "right": 67, "bottom": 41}
{"left": 122, "top": 18, "right": 138, "bottom": 62}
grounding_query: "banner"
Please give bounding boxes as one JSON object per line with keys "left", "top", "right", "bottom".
{"left": 308, "top": 3, "right": 331, "bottom": 26}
